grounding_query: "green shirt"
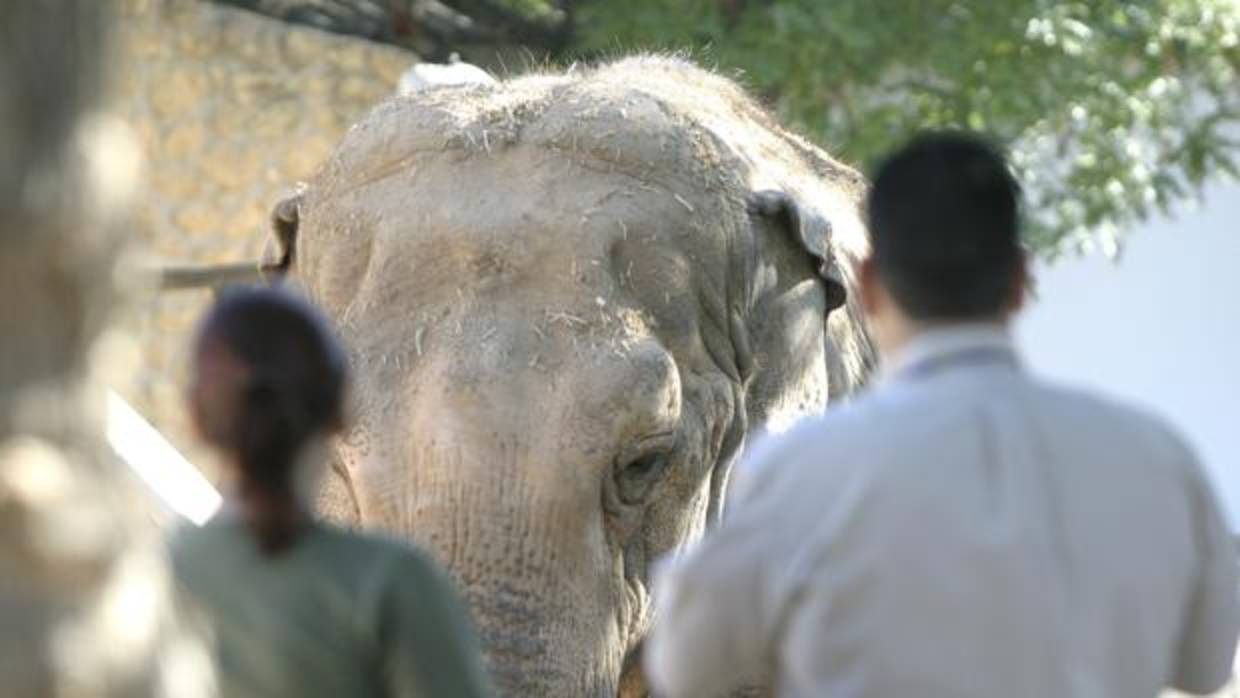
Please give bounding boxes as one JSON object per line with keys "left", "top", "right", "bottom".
{"left": 169, "top": 515, "right": 491, "bottom": 698}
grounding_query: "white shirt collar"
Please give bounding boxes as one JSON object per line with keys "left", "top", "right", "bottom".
{"left": 882, "top": 322, "right": 1016, "bottom": 383}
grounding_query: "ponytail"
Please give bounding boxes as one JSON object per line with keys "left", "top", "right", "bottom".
{"left": 235, "top": 380, "right": 314, "bottom": 555}
{"left": 236, "top": 381, "right": 305, "bottom": 492}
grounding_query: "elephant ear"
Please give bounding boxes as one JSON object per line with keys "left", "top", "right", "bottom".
{"left": 260, "top": 193, "right": 364, "bottom": 526}
{"left": 260, "top": 193, "right": 302, "bottom": 281}
{"left": 317, "top": 458, "right": 362, "bottom": 530}
{"left": 747, "top": 190, "right": 847, "bottom": 313}
{"left": 745, "top": 189, "right": 874, "bottom": 407}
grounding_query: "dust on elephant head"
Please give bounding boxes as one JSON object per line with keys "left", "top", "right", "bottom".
{"left": 264, "top": 55, "right": 875, "bottom": 697}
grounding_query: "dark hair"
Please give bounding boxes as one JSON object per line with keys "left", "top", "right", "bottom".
{"left": 866, "top": 131, "right": 1024, "bottom": 320}
{"left": 192, "top": 287, "right": 347, "bottom": 553}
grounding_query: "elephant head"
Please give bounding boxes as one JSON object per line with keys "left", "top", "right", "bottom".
{"left": 264, "top": 56, "right": 873, "bottom": 697}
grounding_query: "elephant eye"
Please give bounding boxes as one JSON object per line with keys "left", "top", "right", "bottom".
{"left": 614, "top": 434, "right": 675, "bottom": 506}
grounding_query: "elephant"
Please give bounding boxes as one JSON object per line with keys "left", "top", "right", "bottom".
{"left": 263, "top": 55, "right": 875, "bottom": 697}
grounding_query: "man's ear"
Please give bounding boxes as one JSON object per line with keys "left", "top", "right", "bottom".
{"left": 858, "top": 255, "right": 880, "bottom": 316}
{"left": 1012, "top": 247, "right": 1031, "bottom": 312}
{"left": 748, "top": 190, "right": 847, "bottom": 312}
{"left": 260, "top": 194, "right": 301, "bottom": 281}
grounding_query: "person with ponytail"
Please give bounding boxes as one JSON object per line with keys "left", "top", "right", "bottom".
{"left": 169, "top": 287, "right": 492, "bottom": 698}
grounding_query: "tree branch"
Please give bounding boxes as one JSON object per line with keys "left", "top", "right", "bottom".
{"left": 209, "top": 0, "right": 576, "bottom": 59}
{"left": 441, "top": 0, "right": 574, "bottom": 51}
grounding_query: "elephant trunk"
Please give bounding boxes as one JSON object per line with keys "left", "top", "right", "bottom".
{"left": 343, "top": 387, "right": 631, "bottom": 696}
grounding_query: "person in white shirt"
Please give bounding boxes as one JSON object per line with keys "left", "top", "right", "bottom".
{"left": 643, "top": 132, "right": 1239, "bottom": 698}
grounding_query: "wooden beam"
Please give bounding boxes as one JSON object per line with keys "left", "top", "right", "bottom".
{"left": 156, "top": 262, "right": 269, "bottom": 291}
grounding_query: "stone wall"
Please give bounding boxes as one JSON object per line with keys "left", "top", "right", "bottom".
{"left": 110, "top": 0, "right": 414, "bottom": 475}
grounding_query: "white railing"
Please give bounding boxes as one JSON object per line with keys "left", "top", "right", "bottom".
{"left": 105, "top": 390, "right": 220, "bottom": 525}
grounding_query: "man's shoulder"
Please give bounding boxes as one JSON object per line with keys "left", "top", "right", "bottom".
{"left": 1028, "top": 378, "right": 1194, "bottom": 454}
{"left": 736, "top": 391, "right": 915, "bottom": 493}
{"left": 785, "top": 382, "right": 950, "bottom": 452}
{"left": 778, "top": 374, "right": 1196, "bottom": 470}
{"left": 1015, "top": 376, "right": 1217, "bottom": 503}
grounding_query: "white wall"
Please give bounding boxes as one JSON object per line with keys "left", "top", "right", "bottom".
{"left": 1016, "top": 181, "right": 1240, "bottom": 530}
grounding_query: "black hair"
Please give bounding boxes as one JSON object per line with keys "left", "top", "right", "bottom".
{"left": 193, "top": 287, "right": 347, "bottom": 554}
{"left": 866, "top": 131, "right": 1024, "bottom": 320}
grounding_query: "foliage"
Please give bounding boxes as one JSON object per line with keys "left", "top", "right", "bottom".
{"left": 572, "top": 0, "right": 1240, "bottom": 256}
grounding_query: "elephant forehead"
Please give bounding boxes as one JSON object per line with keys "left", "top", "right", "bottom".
{"left": 312, "top": 146, "right": 725, "bottom": 236}
{"left": 303, "top": 151, "right": 733, "bottom": 303}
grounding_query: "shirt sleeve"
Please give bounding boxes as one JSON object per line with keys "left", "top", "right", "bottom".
{"left": 644, "top": 433, "right": 811, "bottom": 698}
{"left": 1170, "top": 461, "right": 1240, "bottom": 695}
{"left": 380, "top": 552, "right": 493, "bottom": 698}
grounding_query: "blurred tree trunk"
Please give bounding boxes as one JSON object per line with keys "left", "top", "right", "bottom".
{"left": 0, "top": 2, "right": 207, "bottom": 696}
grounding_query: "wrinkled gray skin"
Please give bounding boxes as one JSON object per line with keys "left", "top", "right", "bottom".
{"left": 266, "top": 56, "right": 874, "bottom": 697}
